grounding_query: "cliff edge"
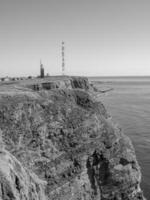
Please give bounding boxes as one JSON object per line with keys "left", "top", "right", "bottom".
{"left": 0, "top": 76, "right": 146, "bottom": 200}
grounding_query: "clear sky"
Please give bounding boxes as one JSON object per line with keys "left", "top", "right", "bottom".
{"left": 1, "top": 0, "right": 150, "bottom": 77}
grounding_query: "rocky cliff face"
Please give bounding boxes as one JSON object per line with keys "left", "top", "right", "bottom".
{"left": 0, "top": 77, "right": 146, "bottom": 199}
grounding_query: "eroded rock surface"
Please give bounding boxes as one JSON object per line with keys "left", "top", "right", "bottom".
{"left": 0, "top": 77, "right": 146, "bottom": 199}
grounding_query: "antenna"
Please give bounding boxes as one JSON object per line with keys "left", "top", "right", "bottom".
{"left": 40, "top": 59, "right": 42, "bottom": 69}
{"left": 62, "top": 41, "right": 65, "bottom": 75}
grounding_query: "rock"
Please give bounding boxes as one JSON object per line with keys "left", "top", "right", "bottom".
{"left": 0, "top": 130, "right": 4, "bottom": 152}
{"left": 0, "top": 149, "right": 47, "bottom": 200}
{"left": 70, "top": 76, "right": 90, "bottom": 90}
{"left": 0, "top": 76, "right": 146, "bottom": 199}
{"left": 27, "top": 76, "right": 91, "bottom": 91}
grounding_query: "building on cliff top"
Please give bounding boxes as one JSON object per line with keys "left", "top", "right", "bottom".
{"left": 40, "top": 60, "right": 45, "bottom": 78}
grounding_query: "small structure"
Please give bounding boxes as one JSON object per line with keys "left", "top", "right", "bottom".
{"left": 1, "top": 77, "right": 10, "bottom": 82}
{"left": 33, "top": 84, "right": 41, "bottom": 91}
{"left": 42, "top": 82, "right": 59, "bottom": 90}
{"left": 40, "top": 60, "right": 45, "bottom": 78}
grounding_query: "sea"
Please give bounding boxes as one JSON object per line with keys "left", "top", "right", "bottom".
{"left": 89, "top": 76, "right": 150, "bottom": 199}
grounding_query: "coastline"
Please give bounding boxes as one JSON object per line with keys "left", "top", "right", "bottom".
{"left": 0, "top": 76, "right": 146, "bottom": 199}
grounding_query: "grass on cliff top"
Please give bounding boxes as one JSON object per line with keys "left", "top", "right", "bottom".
{"left": 0, "top": 76, "right": 88, "bottom": 96}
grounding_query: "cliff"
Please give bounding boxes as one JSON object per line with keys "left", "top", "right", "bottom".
{"left": 0, "top": 76, "right": 146, "bottom": 200}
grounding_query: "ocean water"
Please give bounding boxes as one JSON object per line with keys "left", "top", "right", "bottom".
{"left": 89, "top": 77, "right": 150, "bottom": 199}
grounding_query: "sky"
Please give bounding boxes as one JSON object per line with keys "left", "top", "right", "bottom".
{"left": 1, "top": 0, "right": 150, "bottom": 77}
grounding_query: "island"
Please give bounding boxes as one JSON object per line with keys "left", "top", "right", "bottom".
{"left": 0, "top": 76, "right": 145, "bottom": 200}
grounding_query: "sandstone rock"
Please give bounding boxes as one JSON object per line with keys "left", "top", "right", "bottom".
{"left": 0, "top": 149, "right": 47, "bottom": 200}
{"left": 0, "top": 76, "right": 146, "bottom": 199}
{"left": 28, "top": 76, "right": 91, "bottom": 91}
{"left": 0, "top": 130, "right": 4, "bottom": 152}
{"left": 70, "top": 76, "right": 90, "bottom": 90}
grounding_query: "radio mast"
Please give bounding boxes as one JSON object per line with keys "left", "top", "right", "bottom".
{"left": 62, "top": 41, "right": 65, "bottom": 75}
